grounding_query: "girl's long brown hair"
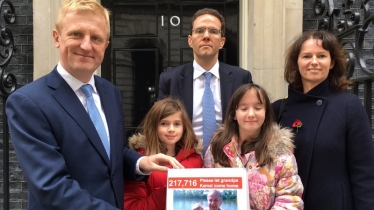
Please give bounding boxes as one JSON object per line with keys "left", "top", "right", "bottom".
{"left": 211, "top": 84, "right": 277, "bottom": 167}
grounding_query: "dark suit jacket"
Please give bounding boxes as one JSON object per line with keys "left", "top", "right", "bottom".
{"left": 157, "top": 61, "right": 252, "bottom": 120}
{"left": 6, "top": 67, "right": 142, "bottom": 210}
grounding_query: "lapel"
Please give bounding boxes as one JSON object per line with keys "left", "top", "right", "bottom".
{"left": 218, "top": 62, "right": 234, "bottom": 119}
{"left": 179, "top": 62, "right": 194, "bottom": 120}
{"left": 48, "top": 69, "right": 111, "bottom": 167}
{"left": 287, "top": 81, "right": 329, "bottom": 191}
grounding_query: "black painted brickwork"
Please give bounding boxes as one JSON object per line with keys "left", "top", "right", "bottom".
{"left": 0, "top": 0, "right": 32, "bottom": 209}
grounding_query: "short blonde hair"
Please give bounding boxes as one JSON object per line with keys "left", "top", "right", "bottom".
{"left": 55, "top": 0, "right": 110, "bottom": 39}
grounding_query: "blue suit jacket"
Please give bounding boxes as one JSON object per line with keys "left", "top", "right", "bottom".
{"left": 6, "top": 67, "right": 142, "bottom": 210}
{"left": 158, "top": 61, "right": 252, "bottom": 120}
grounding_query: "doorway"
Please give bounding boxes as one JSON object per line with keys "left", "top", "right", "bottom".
{"left": 101, "top": 0, "right": 239, "bottom": 138}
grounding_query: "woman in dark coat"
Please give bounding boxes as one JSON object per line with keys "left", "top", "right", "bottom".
{"left": 273, "top": 30, "right": 374, "bottom": 209}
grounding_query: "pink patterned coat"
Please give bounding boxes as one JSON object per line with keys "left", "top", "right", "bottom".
{"left": 204, "top": 125, "right": 304, "bottom": 210}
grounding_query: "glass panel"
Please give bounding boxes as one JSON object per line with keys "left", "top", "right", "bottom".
{"left": 113, "top": 4, "right": 158, "bottom": 36}
{"left": 114, "top": 49, "right": 159, "bottom": 129}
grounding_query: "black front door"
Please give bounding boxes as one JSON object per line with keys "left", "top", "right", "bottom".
{"left": 101, "top": 0, "right": 239, "bottom": 138}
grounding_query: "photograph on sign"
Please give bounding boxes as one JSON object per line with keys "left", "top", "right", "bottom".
{"left": 166, "top": 168, "right": 249, "bottom": 210}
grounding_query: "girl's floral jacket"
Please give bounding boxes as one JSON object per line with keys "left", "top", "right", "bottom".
{"left": 204, "top": 124, "right": 304, "bottom": 210}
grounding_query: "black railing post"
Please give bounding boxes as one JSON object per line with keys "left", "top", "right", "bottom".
{"left": 3, "top": 95, "right": 9, "bottom": 210}
{"left": 0, "top": 1, "right": 16, "bottom": 209}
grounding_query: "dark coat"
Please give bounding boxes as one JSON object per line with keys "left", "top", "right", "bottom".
{"left": 273, "top": 80, "right": 374, "bottom": 210}
{"left": 157, "top": 61, "right": 252, "bottom": 121}
{"left": 6, "top": 67, "right": 142, "bottom": 210}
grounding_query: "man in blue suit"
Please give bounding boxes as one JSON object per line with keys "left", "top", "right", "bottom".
{"left": 6, "top": 0, "right": 182, "bottom": 209}
{"left": 158, "top": 8, "right": 252, "bottom": 154}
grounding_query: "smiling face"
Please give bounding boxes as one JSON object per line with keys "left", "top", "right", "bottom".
{"left": 53, "top": 11, "right": 109, "bottom": 83}
{"left": 188, "top": 14, "right": 225, "bottom": 64}
{"left": 235, "top": 89, "right": 266, "bottom": 141}
{"left": 297, "top": 38, "right": 335, "bottom": 92}
{"left": 157, "top": 112, "right": 184, "bottom": 154}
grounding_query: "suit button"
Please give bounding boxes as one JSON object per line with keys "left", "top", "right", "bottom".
{"left": 316, "top": 100, "right": 322, "bottom": 106}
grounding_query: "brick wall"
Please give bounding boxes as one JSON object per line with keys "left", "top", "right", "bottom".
{"left": 302, "top": 0, "right": 317, "bottom": 30}
{"left": 0, "top": 0, "right": 32, "bottom": 209}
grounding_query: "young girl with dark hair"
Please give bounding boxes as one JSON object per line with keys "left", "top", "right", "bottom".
{"left": 205, "top": 83, "right": 303, "bottom": 209}
{"left": 124, "top": 98, "right": 203, "bottom": 210}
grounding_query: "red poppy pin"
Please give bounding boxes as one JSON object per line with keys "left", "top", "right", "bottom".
{"left": 292, "top": 119, "right": 302, "bottom": 132}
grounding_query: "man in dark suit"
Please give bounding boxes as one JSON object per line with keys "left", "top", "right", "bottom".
{"left": 158, "top": 8, "right": 252, "bottom": 154}
{"left": 6, "top": 0, "right": 182, "bottom": 209}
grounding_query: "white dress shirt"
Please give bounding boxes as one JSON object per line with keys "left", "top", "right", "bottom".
{"left": 56, "top": 63, "right": 149, "bottom": 175}
{"left": 56, "top": 63, "right": 110, "bottom": 145}
{"left": 192, "top": 60, "right": 223, "bottom": 141}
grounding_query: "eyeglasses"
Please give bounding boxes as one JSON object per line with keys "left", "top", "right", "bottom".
{"left": 192, "top": 27, "right": 222, "bottom": 36}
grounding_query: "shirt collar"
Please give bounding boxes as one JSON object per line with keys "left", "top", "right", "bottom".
{"left": 56, "top": 62, "right": 97, "bottom": 93}
{"left": 192, "top": 60, "right": 220, "bottom": 79}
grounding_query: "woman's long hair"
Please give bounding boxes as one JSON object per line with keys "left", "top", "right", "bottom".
{"left": 284, "top": 30, "right": 351, "bottom": 92}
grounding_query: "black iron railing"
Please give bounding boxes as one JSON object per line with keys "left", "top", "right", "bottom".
{"left": 314, "top": 0, "right": 374, "bottom": 124}
{"left": 0, "top": 1, "right": 16, "bottom": 210}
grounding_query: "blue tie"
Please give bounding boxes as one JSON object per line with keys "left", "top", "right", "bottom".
{"left": 81, "top": 84, "right": 110, "bottom": 159}
{"left": 202, "top": 72, "right": 216, "bottom": 155}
